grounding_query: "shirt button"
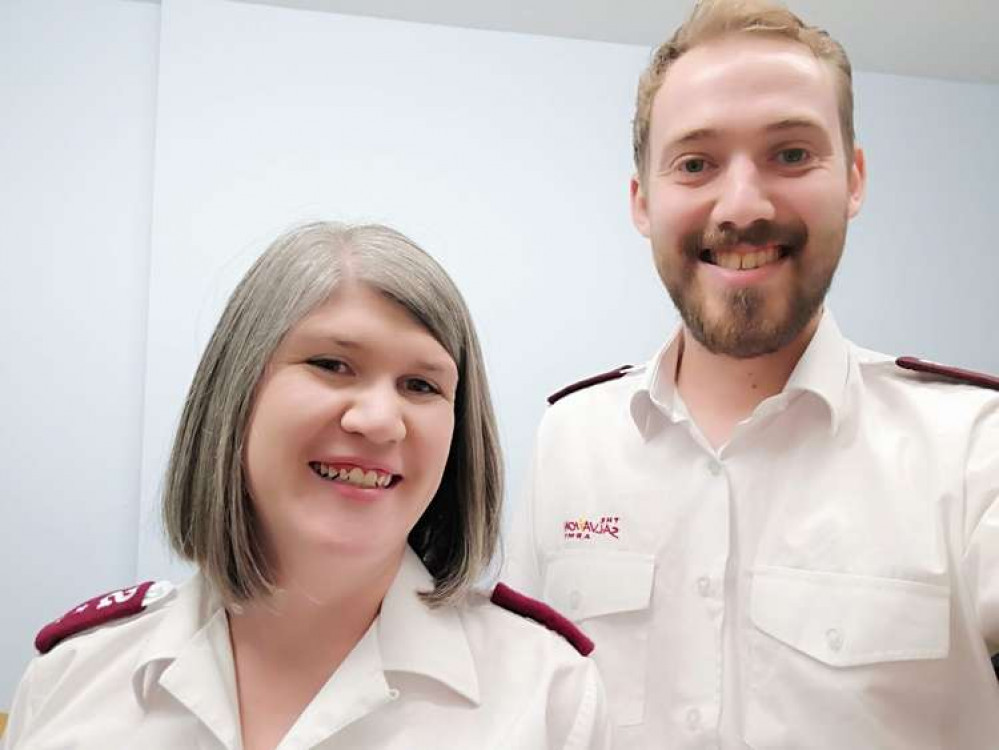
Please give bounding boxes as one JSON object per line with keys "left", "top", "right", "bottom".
{"left": 387, "top": 688, "right": 400, "bottom": 701}
{"left": 568, "top": 590, "right": 582, "bottom": 611}
{"left": 686, "top": 707, "right": 701, "bottom": 730}
{"left": 696, "top": 576, "right": 711, "bottom": 597}
{"left": 826, "top": 628, "right": 844, "bottom": 652}
{"left": 707, "top": 459, "right": 723, "bottom": 476}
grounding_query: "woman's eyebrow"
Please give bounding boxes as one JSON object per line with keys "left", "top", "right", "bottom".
{"left": 304, "top": 333, "right": 456, "bottom": 375}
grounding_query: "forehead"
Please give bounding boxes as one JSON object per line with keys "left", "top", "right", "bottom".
{"left": 651, "top": 34, "right": 842, "bottom": 145}
{"left": 298, "top": 282, "right": 417, "bottom": 331}
{"left": 289, "top": 282, "right": 452, "bottom": 361}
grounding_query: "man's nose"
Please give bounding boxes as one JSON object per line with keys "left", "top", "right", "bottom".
{"left": 339, "top": 383, "right": 407, "bottom": 444}
{"left": 709, "top": 156, "right": 776, "bottom": 231}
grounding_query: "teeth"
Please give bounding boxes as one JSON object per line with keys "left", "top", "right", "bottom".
{"left": 710, "top": 246, "right": 780, "bottom": 271}
{"left": 313, "top": 462, "right": 393, "bottom": 489}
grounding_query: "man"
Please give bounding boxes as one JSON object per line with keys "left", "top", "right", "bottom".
{"left": 504, "top": 1, "right": 999, "bottom": 748}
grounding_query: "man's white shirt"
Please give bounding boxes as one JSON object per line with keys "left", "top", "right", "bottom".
{"left": 505, "top": 312, "right": 999, "bottom": 749}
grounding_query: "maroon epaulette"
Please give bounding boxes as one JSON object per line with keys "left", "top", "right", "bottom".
{"left": 896, "top": 357, "right": 999, "bottom": 392}
{"left": 490, "top": 582, "right": 594, "bottom": 656}
{"left": 547, "top": 365, "right": 633, "bottom": 406}
{"left": 35, "top": 581, "right": 161, "bottom": 654}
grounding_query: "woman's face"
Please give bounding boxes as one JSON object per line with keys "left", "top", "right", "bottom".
{"left": 243, "top": 281, "right": 458, "bottom": 574}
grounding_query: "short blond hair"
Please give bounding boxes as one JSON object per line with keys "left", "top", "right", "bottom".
{"left": 163, "top": 222, "right": 502, "bottom": 607}
{"left": 633, "top": 0, "right": 854, "bottom": 179}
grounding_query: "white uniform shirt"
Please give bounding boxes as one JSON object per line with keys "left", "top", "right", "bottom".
{"left": 5, "top": 547, "right": 610, "bottom": 750}
{"left": 505, "top": 312, "right": 999, "bottom": 750}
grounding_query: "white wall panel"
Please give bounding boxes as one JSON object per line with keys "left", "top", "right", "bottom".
{"left": 0, "top": 0, "right": 160, "bottom": 707}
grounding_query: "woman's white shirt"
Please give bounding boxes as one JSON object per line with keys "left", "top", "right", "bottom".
{"left": 4, "top": 548, "right": 610, "bottom": 750}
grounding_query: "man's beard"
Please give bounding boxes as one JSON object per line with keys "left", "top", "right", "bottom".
{"left": 657, "top": 218, "right": 844, "bottom": 359}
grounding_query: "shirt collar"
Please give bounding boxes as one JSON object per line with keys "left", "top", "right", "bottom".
{"left": 629, "top": 325, "right": 684, "bottom": 438}
{"left": 782, "top": 309, "right": 851, "bottom": 432}
{"left": 377, "top": 546, "right": 481, "bottom": 705}
{"left": 131, "top": 576, "right": 220, "bottom": 704}
{"left": 131, "top": 576, "right": 241, "bottom": 747}
{"left": 630, "top": 310, "right": 851, "bottom": 438}
{"left": 131, "top": 550, "right": 481, "bottom": 714}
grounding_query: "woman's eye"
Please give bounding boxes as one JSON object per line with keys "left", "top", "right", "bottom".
{"left": 404, "top": 377, "right": 440, "bottom": 395}
{"left": 308, "top": 358, "right": 351, "bottom": 374}
{"left": 776, "top": 147, "right": 809, "bottom": 165}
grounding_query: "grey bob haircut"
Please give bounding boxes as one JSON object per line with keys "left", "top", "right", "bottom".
{"left": 163, "top": 222, "right": 503, "bottom": 607}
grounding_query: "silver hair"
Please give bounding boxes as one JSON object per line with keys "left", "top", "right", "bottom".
{"left": 163, "top": 222, "right": 502, "bottom": 606}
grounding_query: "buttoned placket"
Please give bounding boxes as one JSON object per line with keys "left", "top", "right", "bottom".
{"left": 639, "top": 342, "right": 731, "bottom": 747}
{"left": 670, "top": 420, "right": 732, "bottom": 748}
{"left": 665, "top": 377, "right": 803, "bottom": 749}
{"left": 692, "top": 450, "right": 731, "bottom": 749}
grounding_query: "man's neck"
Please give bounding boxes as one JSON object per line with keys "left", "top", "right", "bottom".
{"left": 675, "top": 313, "right": 821, "bottom": 449}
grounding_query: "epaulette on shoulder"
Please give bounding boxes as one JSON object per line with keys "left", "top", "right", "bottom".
{"left": 490, "top": 582, "right": 594, "bottom": 656}
{"left": 547, "top": 365, "right": 633, "bottom": 406}
{"left": 35, "top": 580, "right": 175, "bottom": 654}
{"left": 896, "top": 357, "right": 999, "bottom": 392}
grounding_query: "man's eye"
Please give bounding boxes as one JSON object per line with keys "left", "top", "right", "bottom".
{"left": 679, "top": 158, "right": 708, "bottom": 174}
{"left": 308, "top": 358, "right": 350, "bottom": 374}
{"left": 777, "top": 147, "right": 809, "bottom": 165}
{"left": 404, "top": 377, "right": 440, "bottom": 395}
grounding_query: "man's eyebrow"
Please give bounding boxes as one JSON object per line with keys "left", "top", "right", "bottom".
{"left": 669, "top": 127, "right": 719, "bottom": 147}
{"left": 669, "top": 119, "right": 823, "bottom": 145}
{"left": 764, "top": 117, "right": 824, "bottom": 134}
{"left": 656, "top": 128, "right": 719, "bottom": 169}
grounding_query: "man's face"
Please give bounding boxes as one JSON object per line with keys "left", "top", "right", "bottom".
{"left": 631, "top": 35, "right": 865, "bottom": 358}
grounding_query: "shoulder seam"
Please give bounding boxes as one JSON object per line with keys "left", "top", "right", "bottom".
{"left": 490, "top": 582, "right": 594, "bottom": 656}
{"left": 35, "top": 581, "right": 166, "bottom": 654}
{"left": 547, "top": 365, "right": 634, "bottom": 406}
{"left": 896, "top": 357, "right": 999, "bottom": 392}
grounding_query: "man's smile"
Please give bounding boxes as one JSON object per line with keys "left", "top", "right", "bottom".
{"left": 698, "top": 244, "right": 791, "bottom": 271}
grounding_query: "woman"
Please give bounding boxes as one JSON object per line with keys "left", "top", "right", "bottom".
{"left": 4, "top": 222, "right": 609, "bottom": 749}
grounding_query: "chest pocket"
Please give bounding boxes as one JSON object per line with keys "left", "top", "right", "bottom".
{"left": 745, "top": 565, "right": 951, "bottom": 750}
{"left": 543, "top": 550, "right": 655, "bottom": 727}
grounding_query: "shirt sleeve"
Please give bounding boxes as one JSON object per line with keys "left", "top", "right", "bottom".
{"left": 961, "top": 402, "right": 999, "bottom": 651}
{"left": 501, "top": 436, "right": 544, "bottom": 597}
{"left": 2, "top": 658, "right": 39, "bottom": 750}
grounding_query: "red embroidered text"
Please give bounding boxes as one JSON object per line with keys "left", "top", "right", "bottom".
{"left": 563, "top": 516, "right": 620, "bottom": 540}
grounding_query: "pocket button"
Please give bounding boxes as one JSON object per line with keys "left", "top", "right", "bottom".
{"left": 686, "top": 707, "right": 701, "bottom": 730}
{"left": 696, "top": 576, "right": 711, "bottom": 597}
{"left": 826, "top": 627, "right": 844, "bottom": 652}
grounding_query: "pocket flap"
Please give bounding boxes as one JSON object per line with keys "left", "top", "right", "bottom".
{"left": 750, "top": 566, "right": 950, "bottom": 667}
{"left": 543, "top": 550, "right": 655, "bottom": 621}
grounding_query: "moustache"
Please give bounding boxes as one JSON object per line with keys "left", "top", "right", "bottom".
{"left": 683, "top": 219, "right": 809, "bottom": 258}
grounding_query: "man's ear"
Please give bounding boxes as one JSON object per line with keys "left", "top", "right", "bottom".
{"left": 630, "top": 175, "right": 651, "bottom": 237}
{"left": 847, "top": 146, "right": 866, "bottom": 219}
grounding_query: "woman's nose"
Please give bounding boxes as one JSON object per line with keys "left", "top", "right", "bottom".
{"left": 339, "top": 384, "right": 407, "bottom": 444}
